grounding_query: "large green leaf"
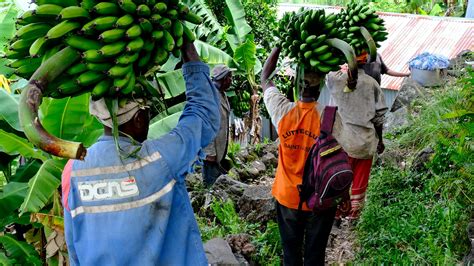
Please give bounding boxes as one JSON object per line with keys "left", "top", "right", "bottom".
{"left": 0, "top": 3, "right": 17, "bottom": 52}
{"left": 156, "top": 70, "right": 186, "bottom": 99}
{"left": 0, "top": 235, "right": 41, "bottom": 266}
{"left": 40, "top": 93, "right": 103, "bottom": 147}
{"left": 0, "top": 90, "right": 21, "bottom": 131}
{"left": 148, "top": 111, "right": 182, "bottom": 139}
{"left": 0, "top": 251, "right": 16, "bottom": 266}
{"left": 0, "top": 129, "right": 47, "bottom": 161}
{"left": 151, "top": 102, "right": 186, "bottom": 123}
{"left": 10, "top": 159, "right": 41, "bottom": 183}
{"left": 0, "top": 182, "right": 28, "bottom": 218}
{"left": 194, "top": 40, "right": 234, "bottom": 68}
{"left": 184, "top": 0, "right": 224, "bottom": 44}
{"left": 234, "top": 35, "right": 257, "bottom": 74}
{"left": 224, "top": 0, "right": 252, "bottom": 51}
{"left": 19, "top": 159, "right": 64, "bottom": 215}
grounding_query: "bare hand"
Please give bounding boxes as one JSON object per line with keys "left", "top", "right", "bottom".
{"left": 377, "top": 141, "right": 385, "bottom": 154}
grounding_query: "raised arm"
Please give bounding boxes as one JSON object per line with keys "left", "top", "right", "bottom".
{"left": 261, "top": 47, "right": 281, "bottom": 92}
{"left": 150, "top": 42, "right": 221, "bottom": 179}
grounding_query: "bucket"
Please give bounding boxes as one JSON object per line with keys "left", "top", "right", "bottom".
{"left": 410, "top": 68, "right": 446, "bottom": 87}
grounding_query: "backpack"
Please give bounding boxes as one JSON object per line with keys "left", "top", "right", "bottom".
{"left": 297, "top": 106, "right": 353, "bottom": 213}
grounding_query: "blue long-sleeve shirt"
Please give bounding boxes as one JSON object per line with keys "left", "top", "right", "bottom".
{"left": 62, "top": 62, "right": 220, "bottom": 265}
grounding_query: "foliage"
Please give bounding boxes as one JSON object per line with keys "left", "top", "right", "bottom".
{"left": 355, "top": 70, "right": 473, "bottom": 264}
{"left": 197, "top": 197, "right": 281, "bottom": 265}
{"left": 227, "top": 141, "right": 241, "bottom": 165}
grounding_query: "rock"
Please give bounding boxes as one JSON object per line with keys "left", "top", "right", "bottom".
{"left": 204, "top": 238, "right": 240, "bottom": 265}
{"left": 212, "top": 175, "right": 249, "bottom": 203}
{"left": 238, "top": 185, "right": 275, "bottom": 223}
{"left": 411, "top": 147, "right": 434, "bottom": 171}
{"left": 233, "top": 253, "right": 250, "bottom": 265}
{"left": 390, "top": 78, "right": 424, "bottom": 112}
{"left": 384, "top": 106, "right": 409, "bottom": 133}
{"left": 236, "top": 149, "right": 250, "bottom": 163}
{"left": 262, "top": 141, "right": 278, "bottom": 155}
{"left": 252, "top": 160, "right": 267, "bottom": 173}
{"left": 185, "top": 172, "right": 203, "bottom": 192}
{"left": 261, "top": 152, "right": 278, "bottom": 168}
{"left": 226, "top": 234, "right": 256, "bottom": 260}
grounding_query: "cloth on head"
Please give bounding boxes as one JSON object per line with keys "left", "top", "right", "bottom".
{"left": 89, "top": 98, "right": 148, "bottom": 128}
{"left": 356, "top": 51, "right": 369, "bottom": 65}
{"left": 211, "top": 64, "right": 236, "bottom": 81}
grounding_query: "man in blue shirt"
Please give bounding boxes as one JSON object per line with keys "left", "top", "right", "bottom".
{"left": 62, "top": 41, "right": 220, "bottom": 265}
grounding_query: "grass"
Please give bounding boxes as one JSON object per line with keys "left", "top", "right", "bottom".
{"left": 355, "top": 70, "right": 473, "bottom": 264}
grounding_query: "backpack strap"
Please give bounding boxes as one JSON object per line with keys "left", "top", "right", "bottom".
{"left": 321, "top": 106, "right": 338, "bottom": 134}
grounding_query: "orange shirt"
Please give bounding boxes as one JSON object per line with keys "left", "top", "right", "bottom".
{"left": 263, "top": 87, "right": 321, "bottom": 211}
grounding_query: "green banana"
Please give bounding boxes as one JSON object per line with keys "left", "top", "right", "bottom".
{"left": 93, "top": 2, "right": 120, "bottom": 16}
{"left": 139, "top": 18, "right": 153, "bottom": 33}
{"left": 107, "top": 64, "right": 132, "bottom": 78}
{"left": 86, "top": 62, "right": 113, "bottom": 72}
{"left": 125, "top": 24, "right": 142, "bottom": 39}
{"left": 166, "top": 9, "right": 178, "bottom": 20}
{"left": 184, "top": 12, "right": 202, "bottom": 24}
{"left": 7, "top": 57, "right": 42, "bottom": 68}
{"left": 76, "top": 70, "right": 105, "bottom": 86}
{"left": 15, "top": 23, "right": 51, "bottom": 40}
{"left": 182, "top": 23, "right": 195, "bottom": 41}
{"left": 29, "top": 37, "right": 49, "bottom": 57}
{"left": 120, "top": 72, "right": 136, "bottom": 95}
{"left": 158, "top": 18, "right": 172, "bottom": 30}
{"left": 115, "top": 52, "right": 139, "bottom": 64}
{"left": 98, "top": 41, "right": 127, "bottom": 57}
{"left": 92, "top": 16, "right": 118, "bottom": 31}
{"left": 59, "top": 6, "right": 90, "bottom": 20}
{"left": 99, "top": 28, "right": 126, "bottom": 43}
{"left": 113, "top": 72, "right": 131, "bottom": 89}
{"left": 116, "top": 14, "right": 135, "bottom": 28}
{"left": 153, "top": 46, "right": 168, "bottom": 65}
{"left": 175, "top": 37, "right": 183, "bottom": 48}
{"left": 91, "top": 79, "right": 112, "bottom": 99}
{"left": 82, "top": 49, "right": 106, "bottom": 62}
{"left": 58, "top": 80, "right": 81, "bottom": 95}
{"left": 177, "top": 2, "right": 189, "bottom": 15}
{"left": 118, "top": 0, "right": 137, "bottom": 14}
{"left": 314, "top": 45, "right": 329, "bottom": 55}
{"left": 33, "top": 4, "right": 63, "bottom": 17}
{"left": 161, "top": 30, "right": 174, "bottom": 52}
{"left": 17, "top": 10, "right": 46, "bottom": 25}
{"left": 126, "top": 37, "right": 144, "bottom": 52}
{"left": 66, "top": 35, "right": 102, "bottom": 50}
{"left": 172, "top": 21, "right": 183, "bottom": 38}
{"left": 136, "top": 4, "right": 151, "bottom": 17}
{"left": 67, "top": 62, "right": 88, "bottom": 75}
{"left": 137, "top": 50, "right": 152, "bottom": 67}
{"left": 150, "top": 14, "right": 162, "bottom": 24}
{"left": 9, "top": 39, "right": 34, "bottom": 52}
{"left": 152, "top": 30, "right": 164, "bottom": 40}
{"left": 153, "top": 2, "right": 167, "bottom": 14}
{"left": 34, "top": 0, "right": 78, "bottom": 7}
{"left": 46, "top": 20, "right": 81, "bottom": 39}
{"left": 4, "top": 49, "right": 28, "bottom": 59}
{"left": 143, "top": 40, "right": 155, "bottom": 52}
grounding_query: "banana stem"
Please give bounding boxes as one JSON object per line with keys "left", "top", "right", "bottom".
{"left": 326, "top": 38, "right": 358, "bottom": 90}
{"left": 360, "top": 27, "right": 377, "bottom": 63}
{"left": 19, "top": 47, "right": 86, "bottom": 160}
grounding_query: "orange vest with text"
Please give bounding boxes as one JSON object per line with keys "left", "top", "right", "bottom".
{"left": 272, "top": 101, "right": 321, "bottom": 211}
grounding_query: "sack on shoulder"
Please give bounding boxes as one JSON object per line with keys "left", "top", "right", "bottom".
{"left": 297, "top": 106, "right": 353, "bottom": 213}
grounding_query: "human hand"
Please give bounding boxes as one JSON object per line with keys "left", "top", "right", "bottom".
{"left": 377, "top": 141, "right": 385, "bottom": 154}
{"left": 181, "top": 40, "right": 200, "bottom": 63}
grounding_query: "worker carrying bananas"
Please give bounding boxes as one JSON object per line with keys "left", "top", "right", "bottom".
{"left": 261, "top": 47, "right": 337, "bottom": 266}
{"left": 202, "top": 64, "right": 235, "bottom": 187}
{"left": 326, "top": 51, "right": 388, "bottom": 225}
{"left": 61, "top": 41, "right": 220, "bottom": 265}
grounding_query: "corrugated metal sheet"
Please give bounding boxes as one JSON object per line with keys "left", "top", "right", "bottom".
{"left": 278, "top": 4, "right": 474, "bottom": 90}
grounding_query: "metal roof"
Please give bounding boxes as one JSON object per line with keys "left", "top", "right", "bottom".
{"left": 278, "top": 4, "right": 474, "bottom": 90}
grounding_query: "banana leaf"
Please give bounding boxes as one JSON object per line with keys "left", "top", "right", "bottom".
{"left": 0, "top": 235, "right": 41, "bottom": 266}
{"left": 0, "top": 182, "right": 28, "bottom": 218}
{"left": 148, "top": 111, "right": 182, "bottom": 139}
{"left": 224, "top": 0, "right": 252, "bottom": 51}
{"left": 0, "top": 129, "right": 47, "bottom": 161}
{"left": 19, "top": 159, "right": 65, "bottom": 216}
{"left": 0, "top": 89, "right": 21, "bottom": 131}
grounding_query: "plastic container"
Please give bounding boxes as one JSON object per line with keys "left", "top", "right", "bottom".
{"left": 410, "top": 67, "right": 445, "bottom": 87}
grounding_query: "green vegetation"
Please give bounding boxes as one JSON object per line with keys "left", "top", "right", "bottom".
{"left": 356, "top": 69, "right": 473, "bottom": 264}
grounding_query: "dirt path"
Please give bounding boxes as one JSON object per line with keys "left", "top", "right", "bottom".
{"left": 326, "top": 219, "right": 357, "bottom": 265}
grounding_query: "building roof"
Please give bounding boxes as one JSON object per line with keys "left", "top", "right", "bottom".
{"left": 278, "top": 4, "right": 474, "bottom": 90}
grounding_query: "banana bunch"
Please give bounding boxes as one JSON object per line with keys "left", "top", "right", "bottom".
{"left": 335, "top": 2, "right": 388, "bottom": 56}
{"left": 275, "top": 8, "right": 345, "bottom": 74}
{"left": 5, "top": 0, "right": 202, "bottom": 101}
